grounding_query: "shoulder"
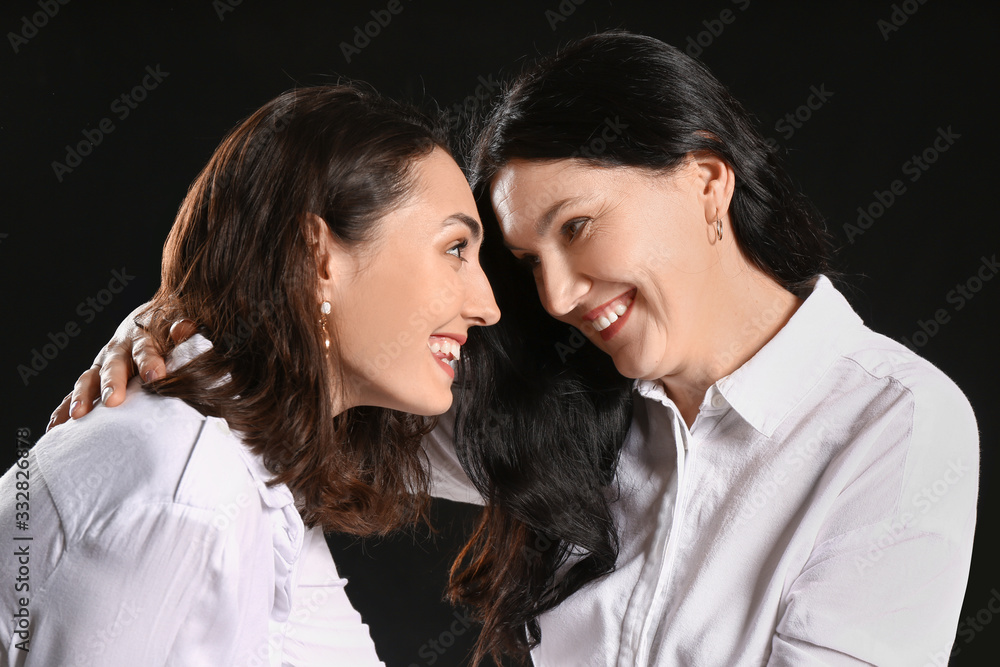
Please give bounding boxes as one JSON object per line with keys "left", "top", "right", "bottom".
{"left": 29, "top": 380, "right": 266, "bottom": 543}
{"left": 838, "top": 327, "right": 977, "bottom": 439}
{"left": 800, "top": 278, "right": 975, "bottom": 438}
{"left": 830, "top": 326, "right": 979, "bottom": 509}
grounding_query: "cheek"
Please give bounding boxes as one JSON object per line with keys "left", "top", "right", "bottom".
{"left": 415, "top": 268, "right": 465, "bottom": 329}
{"left": 587, "top": 223, "right": 662, "bottom": 282}
{"left": 392, "top": 272, "right": 466, "bottom": 354}
{"left": 429, "top": 278, "right": 463, "bottom": 319}
{"left": 336, "top": 278, "right": 418, "bottom": 367}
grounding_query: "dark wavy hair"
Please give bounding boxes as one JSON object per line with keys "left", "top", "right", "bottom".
{"left": 142, "top": 84, "right": 449, "bottom": 535}
{"left": 449, "top": 31, "right": 835, "bottom": 663}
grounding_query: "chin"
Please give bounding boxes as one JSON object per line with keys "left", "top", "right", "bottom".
{"left": 395, "top": 389, "right": 454, "bottom": 417}
{"left": 355, "top": 363, "right": 456, "bottom": 415}
{"left": 411, "top": 401, "right": 453, "bottom": 417}
{"left": 609, "top": 348, "right": 652, "bottom": 381}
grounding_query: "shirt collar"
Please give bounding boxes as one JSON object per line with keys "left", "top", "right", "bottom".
{"left": 635, "top": 275, "right": 863, "bottom": 437}
{"left": 167, "top": 333, "right": 295, "bottom": 509}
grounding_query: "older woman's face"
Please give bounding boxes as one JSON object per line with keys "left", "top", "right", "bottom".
{"left": 492, "top": 158, "right": 730, "bottom": 384}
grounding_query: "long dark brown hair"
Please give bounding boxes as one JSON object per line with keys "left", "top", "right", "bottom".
{"left": 449, "top": 31, "right": 835, "bottom": 663}
{"left": 143, "top": 84, "right": 449, "bottom": 534}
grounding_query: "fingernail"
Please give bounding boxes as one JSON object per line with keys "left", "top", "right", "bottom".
{"left": 101, "top": 387, "right": 114, "bottom": 404}
{"left": 70, "top": 401, "right": 81, "bottom": 418}
{"left": 144, "top": 369, "right": 158, "bottom": 383}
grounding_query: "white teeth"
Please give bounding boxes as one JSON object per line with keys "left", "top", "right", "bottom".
{"left": 591, "top": 296, "right": 634, "bottom": 332}
{"left": 428, "top": 337, "right": 462, "bottom": 361}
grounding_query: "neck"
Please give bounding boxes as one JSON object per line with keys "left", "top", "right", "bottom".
{"left": 660, "top": 269, "right": 804, "bottom": 428}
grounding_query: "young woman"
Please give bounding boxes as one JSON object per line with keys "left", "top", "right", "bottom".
{"left": 52, "top": 32, "right": 978, "bottom": 667}
{"left": 0, "top": 84, "right": 499, "bottom": 665}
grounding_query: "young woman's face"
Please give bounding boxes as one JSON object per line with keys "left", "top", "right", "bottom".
{"left": 491, "top": 158, "right": 730, "bottom": 385}
{"left": 329, "top": 148, "right": 500, "bottom": 415}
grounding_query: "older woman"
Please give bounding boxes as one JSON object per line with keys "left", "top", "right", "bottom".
{"left": 52, "top": 32, "right": 977, "bottom": 667}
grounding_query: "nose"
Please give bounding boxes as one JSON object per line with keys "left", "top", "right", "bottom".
{"left": 537, "top": 256, "right": 588, "bottom": 318}
{"left": 464, "top": 263, "right": 501, "bottom": 326}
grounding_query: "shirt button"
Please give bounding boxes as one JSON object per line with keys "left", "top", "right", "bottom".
{"left": 711, "top": 394, "right": 726, "bottom": 409}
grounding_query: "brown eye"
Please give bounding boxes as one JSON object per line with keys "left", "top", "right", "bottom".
{"left": 561, "top": 218, "right": 588, "bottom": 241}
{"left": 447, "top": 239, "right": 469, "bottom": 261}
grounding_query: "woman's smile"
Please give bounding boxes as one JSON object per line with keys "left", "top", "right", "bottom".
{"left": 428, "top": 334, "right": 465, "bottom": 379}
{"left": 584, "top": 287, "right": 637, "bottom": 340}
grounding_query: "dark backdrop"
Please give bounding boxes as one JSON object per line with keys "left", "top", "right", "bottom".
{"left": 2, "top": 1, "right": 996, "bottom": 666}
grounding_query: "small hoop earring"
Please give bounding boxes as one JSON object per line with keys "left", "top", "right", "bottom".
{"left": 320, "top": 301, "right": 332, "bottom": 351}
{"left": 715, "top": 217, "right": 723, "bottom": 241}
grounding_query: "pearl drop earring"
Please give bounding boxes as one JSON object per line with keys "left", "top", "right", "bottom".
{"left": 320, "top": 301, "right": 331, "bottom": 350}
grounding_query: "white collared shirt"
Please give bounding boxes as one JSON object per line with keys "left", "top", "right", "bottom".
{"left": 0, "top": 337, "right": 384, "bottom": 666}
{"left": 518, "top": 276, "right": 978, "bottom": 666}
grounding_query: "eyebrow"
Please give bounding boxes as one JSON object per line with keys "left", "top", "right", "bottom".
{"left": 503, "top": 197, "right": 576, "bottom": 251}
{"left": 443, "top": 213, "right": 482, "bottom": 241}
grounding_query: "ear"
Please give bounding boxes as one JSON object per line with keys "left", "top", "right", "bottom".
{"left": 692, "top": 152, "right": 736, "bottom": 227}
{"left": 306, "top": 213, "right": 353, "bottom": 292}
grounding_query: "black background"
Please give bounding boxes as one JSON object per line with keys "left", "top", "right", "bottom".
{"left": 2, "top": 1, "right": 997, "bottom": 665}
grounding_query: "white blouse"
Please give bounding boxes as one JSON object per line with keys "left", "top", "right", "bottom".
{"left": 0, "top": 337, "right": 383, "bottom": 666}
{"left": 425, "top": 275, "right": 979, "bottom": 665}
{"left": 518, "top": 276, "right": 979, "bottom": 666}
{"left": 1, "top": 274, "right": 978, "bottom": 665}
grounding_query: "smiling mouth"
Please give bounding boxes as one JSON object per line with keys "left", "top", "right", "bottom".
{"left": 428, "top": 335, "right": 463, "bottom": 378}
{"left": 583, "top": 289, "right": 637, "bottom": 333}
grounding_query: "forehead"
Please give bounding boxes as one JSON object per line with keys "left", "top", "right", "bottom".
{"left": 492, "top": 159, "right": 679, "bottom": 240}
{"left": 493, "top": 158, "right": 583, "bottom": 201}
{"left": 491, "top": 159, "right": 601, "bottom": 228}
{"left": 366, "top": 148, "right": 481, "bottom": 253}
{"left": 406, "top": 148, "right": 476, "bottom": 213}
